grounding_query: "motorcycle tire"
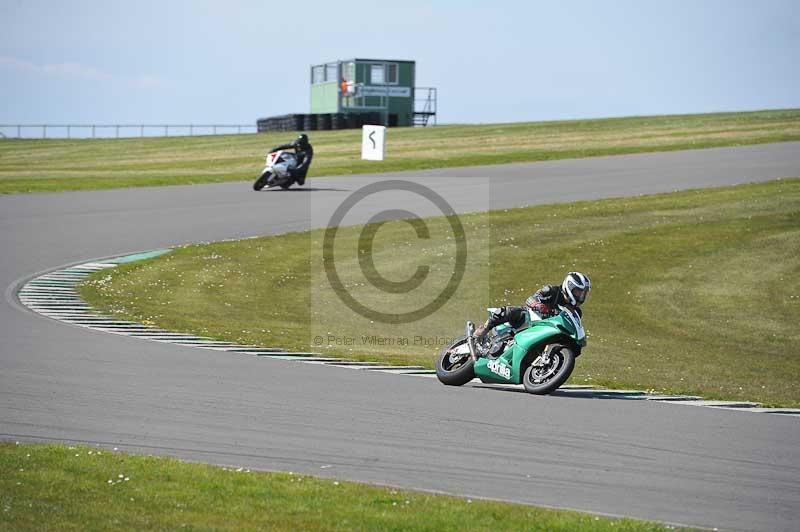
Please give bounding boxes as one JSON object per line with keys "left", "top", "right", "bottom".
{"left": 436, "top": 336, "right": 475, "bottom": 386}
{"left": 522, "top": 344, "right": 575, "bottom": 395}
{"left": 253, "top": 171, "right": 271, "bottom": 191}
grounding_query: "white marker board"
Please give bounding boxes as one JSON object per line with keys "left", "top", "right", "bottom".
{"left": 361, "top": 125, "right": 386, "bottom": 161}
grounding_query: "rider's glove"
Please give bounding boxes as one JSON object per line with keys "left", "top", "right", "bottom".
{"left": 529, "top": 301, "right": 551, "bottom": 317}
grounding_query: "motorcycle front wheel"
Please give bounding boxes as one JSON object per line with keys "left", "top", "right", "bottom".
{"left": 253, "top": 171, "right": 271, "bottom": 191}
{"left": 522, "top": 344, "right": 575, "bottom": 395}
{"left": 436, "top": 336, "right": 475, "bottom": 386}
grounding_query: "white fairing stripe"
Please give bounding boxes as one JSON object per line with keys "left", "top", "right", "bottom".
{"left": 559, "top": 305, "right": 585, "bottom": 341}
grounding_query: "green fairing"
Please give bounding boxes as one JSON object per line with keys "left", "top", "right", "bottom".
{"left": 473, "top": 311, "right": 585, "bottom": 384}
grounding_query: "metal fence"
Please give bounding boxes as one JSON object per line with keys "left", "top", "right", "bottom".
{"left": 0, "top": 124, "right": 258, "bottom": 139}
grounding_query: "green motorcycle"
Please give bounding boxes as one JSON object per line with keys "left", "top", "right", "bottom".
{"left": 435, "top": 306, "right": 586, "bottom": 394}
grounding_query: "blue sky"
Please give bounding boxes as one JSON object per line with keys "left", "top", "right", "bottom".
{"left": 1, "top": 0, "right": 798, "bottom": 125}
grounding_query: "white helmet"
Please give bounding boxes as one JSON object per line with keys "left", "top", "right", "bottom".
{"left": 561, "top": 272, "right": 591, "bottom": 306}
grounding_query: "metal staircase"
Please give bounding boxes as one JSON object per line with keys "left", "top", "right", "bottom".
{"left": 413, "top": 87, "right": 437, "bottom": 126}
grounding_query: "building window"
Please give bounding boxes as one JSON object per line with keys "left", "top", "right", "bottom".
{"left": 386, "top": 63, "right": 398, "bottom": 84}
{"left": 343, "top": 62, "right": 355, "bottom": 82}
{"left": 370, "top": 64, "right": 384, "bottom": 85}
{"left": 312, "top": 65, "right": 324, "bottom": 84}
{"left": 370, "top": 63, "right": 398, "bottom": 85}
{"left": 326, "top": 63, "right": 338, "bottom": 82}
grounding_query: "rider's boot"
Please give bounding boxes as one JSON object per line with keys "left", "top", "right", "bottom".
{"left": 471, "top": 323, "right": 490, "bottom": 357}
{"left": 472, "top": 323, "right": 488, "bottom": 342}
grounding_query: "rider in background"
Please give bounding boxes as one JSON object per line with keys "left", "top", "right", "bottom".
{"left": 472, "top": 272, "right": 592, "bottom": 343}
{"left": 269, "top": 133, "right": 314, "bottom": 185}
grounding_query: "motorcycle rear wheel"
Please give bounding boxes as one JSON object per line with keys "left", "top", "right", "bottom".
{"left": 522, "top": 344, "right": 575, "bottom": 395}
{"left": 436, "top": 336, "right": 475, "bottom": 386}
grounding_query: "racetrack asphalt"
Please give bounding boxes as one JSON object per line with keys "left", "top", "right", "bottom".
{"left": 2, "top": 142, "right": 800, "bottom": 531}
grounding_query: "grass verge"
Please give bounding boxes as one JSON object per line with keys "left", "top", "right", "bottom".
{"left": 1, "top": 109, "right": 799, "bottom": 193}
{"left": 0, "top": 442, "right": 692, "bottom": 531}
{"left": 80, "top": 179, "right": 800, "bottom": 407}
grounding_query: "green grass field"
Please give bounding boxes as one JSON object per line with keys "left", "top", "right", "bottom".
{"left": 14, "top": 113, "right": 799, "bottom": 530}
{"left": 80, "top": 179, "right": 800, "bottom": 407}
{"left": 2, "top": 109, "right": 800, "bottom": 193}
{"left": 0, "top": 443, "right": 692, "bottom": 531}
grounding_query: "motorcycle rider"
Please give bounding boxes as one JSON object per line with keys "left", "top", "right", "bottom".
{"left": 268, "top": 133, "right": 314, "bottom": 186}
{"left": 472, "top": 272, "right": 591, "bottom": 346}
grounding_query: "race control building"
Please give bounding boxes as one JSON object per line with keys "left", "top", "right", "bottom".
{"left": 257, "top": 58, "right": 436, "bottom": 132}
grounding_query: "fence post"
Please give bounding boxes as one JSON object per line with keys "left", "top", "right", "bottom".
{"left": 5, "top": 123, "right": 257, "bottom": 139}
